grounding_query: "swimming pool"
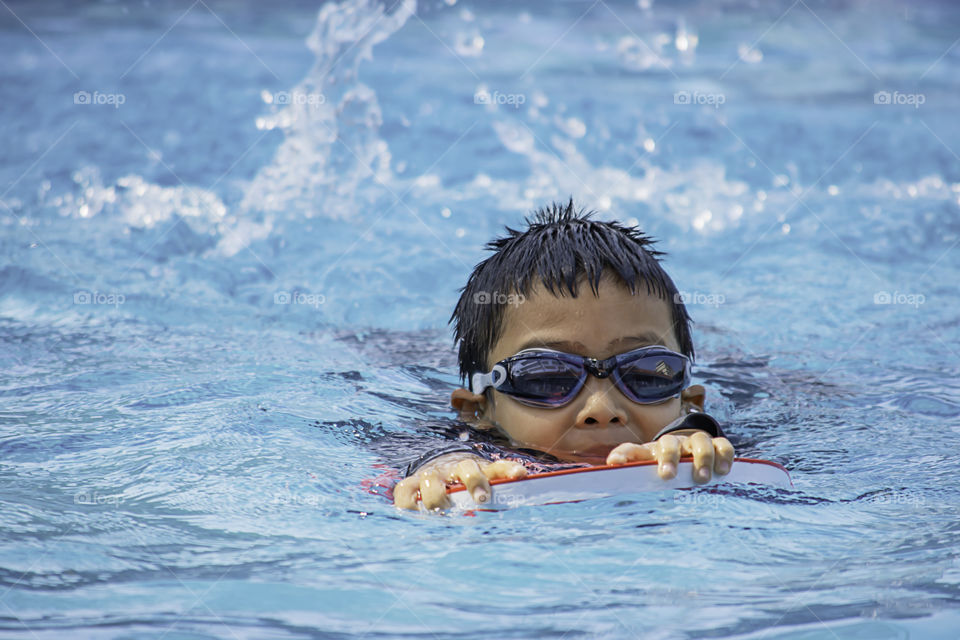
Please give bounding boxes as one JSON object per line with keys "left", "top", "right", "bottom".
{"left": 2, "top": 0, "right": 959, "bottom": 637}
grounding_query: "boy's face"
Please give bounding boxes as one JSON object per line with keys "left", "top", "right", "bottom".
{"left": 451, "top": 275, "right": 703, "bottom": 464}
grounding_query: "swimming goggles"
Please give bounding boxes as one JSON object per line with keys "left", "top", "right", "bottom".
{"left": 470, "top": 346, "right": 691, "bottom": 408}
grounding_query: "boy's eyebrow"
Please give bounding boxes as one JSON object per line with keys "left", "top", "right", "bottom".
{"left": 515, "top": 332, "right": 665, "bottom": 354}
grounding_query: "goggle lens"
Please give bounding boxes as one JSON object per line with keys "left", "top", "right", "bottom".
{"left": 613, "top": 352, "right": 688, "bottom": 403}
{"left": 502, "top": 353, "right": 585, "bottom": 407}
{"left": 482, "top": 347, "right": 690, "bottom": 408}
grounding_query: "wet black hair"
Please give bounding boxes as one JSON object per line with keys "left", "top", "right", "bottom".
{"left": 449, "top": 198, "right": 695, "bottom": 389}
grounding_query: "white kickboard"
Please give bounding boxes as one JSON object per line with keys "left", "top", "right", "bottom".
{"left": 446, "top": 458, "right": 792, "bottom": 510}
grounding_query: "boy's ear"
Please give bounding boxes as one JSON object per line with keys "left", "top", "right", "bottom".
{"left": 680, "top": 384, "right": 706, "bottom": 414}
{"left": 451, "top": 388, "right": 494, "bottom": 428}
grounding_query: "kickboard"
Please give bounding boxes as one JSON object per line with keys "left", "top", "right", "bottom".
{"left": 445, "top": 457, "right": 792, "bottom": 509}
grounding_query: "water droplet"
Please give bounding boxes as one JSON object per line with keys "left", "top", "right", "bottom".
{"left": 692, "top": 209, "right": 712, "bottom": 230}
{"left": 560, "top": 117, "right": 586, "bottom": 139}
{"left": 737, "top": 43, "right": 763, "bottom": 63}
{"left": 415, "top": 174, "right": 440, "bottom": 189}
{"left": 454, "top": 33, "right": 484, "bottom": 57}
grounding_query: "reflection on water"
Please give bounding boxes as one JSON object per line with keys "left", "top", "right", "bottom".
{"left": 2, "top": 0, "right": 960, "bottom": 637}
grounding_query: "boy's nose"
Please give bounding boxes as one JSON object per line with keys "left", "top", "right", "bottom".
{"left": 574, "top": 376, "right": 628, "bottom": 428}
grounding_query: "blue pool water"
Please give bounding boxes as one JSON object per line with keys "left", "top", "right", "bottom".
{"left": 2, "top": 0, "right": 960, "bottom": 637}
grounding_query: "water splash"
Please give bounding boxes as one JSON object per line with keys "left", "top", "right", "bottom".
{"left": 51, "top": 0, "right": 417, "bottom": 261}
{"left": 489, "top": 119, "right": 752, "bottom": 232}
{"left": 238, "top": 0, "right": 416, "bottom": 235}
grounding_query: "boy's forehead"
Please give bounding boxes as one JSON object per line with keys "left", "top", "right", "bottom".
{"left": 490, "top": 277, "right": 679, "bottom": 360}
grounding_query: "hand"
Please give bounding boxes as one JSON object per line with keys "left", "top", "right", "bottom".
{"left": 605, "top": 431, "right": 734, "bottom": 484}
{"left": 393, "top": 453, "right": 528, "bottom": 511}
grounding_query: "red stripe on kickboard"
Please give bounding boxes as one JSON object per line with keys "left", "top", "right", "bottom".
{"left": 444, "top": 456, "right": 792, "bottom": 494}
{"left": 361, "top": 463, "right": 402, "bottom": 502}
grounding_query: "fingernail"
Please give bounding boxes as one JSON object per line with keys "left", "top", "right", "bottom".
{"left": 473, "top": 489, "right": 489, "bottom": 504}
{"left": 716, "top": 462, "right": 730, "bottom": 475}
{"left": 661, "top": 462, "right": 676, "bottom": 478}
{"left": 697, "top": 467, "right": 710, "bottom": 482}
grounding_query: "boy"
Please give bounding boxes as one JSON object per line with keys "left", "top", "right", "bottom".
{"left": 393, "top": 200, "right": 734, "bottom": 511}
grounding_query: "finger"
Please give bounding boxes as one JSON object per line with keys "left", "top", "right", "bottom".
{"left": 655, "top": 435, "right": 681, "bottom": 479}
{"left": 454, "top": 458, "right": 491, "bottom": 505}
{"left": 685, "top": 431, "right": 714, "bottom": 484}
{"left": 712, "top": 437, "right": 735, "bottom": 475}
{"left": 392, "top": 476, "right": 421, "bottom": 510}
{"left": 606, "top": 442, "right": 656, "bottom": 465}
{"left": 482, "top": 460, "right": 528, "bottom": 481}
{"left": 418, "top": 470, "right": 450, "bottom": 511}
